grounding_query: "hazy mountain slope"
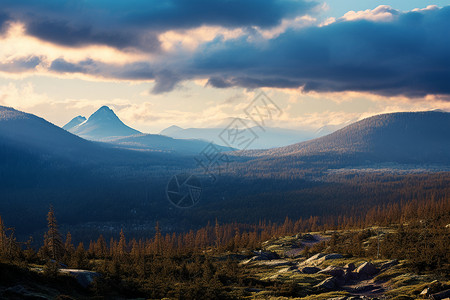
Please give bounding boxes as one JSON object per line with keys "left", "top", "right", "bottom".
{"left": 160, "top": 125, "right": 183, "bottom": 136}
{"left": 0, "top": 106, "right": 100, "bottom": 160}
{"left": 247, "top": 111, "right": 450, "bottom": 164}
{"left": 105, "top": 133, "right": 232, "bottom": 154}
{"left": 62, "top": 116, "right": 86, "bottom": 131}
{"left": 159, "top": 125, "right": 317, "bottom": 149}
{"left": 68, "top": 106, "right": 141, "bottom": 141}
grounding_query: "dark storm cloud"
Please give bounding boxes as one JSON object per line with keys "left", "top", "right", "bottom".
{"left": 46, "top": 6, "right": 450, "bottom": 98}
{"left": 191, "top": 6, "right": 450, "bottom": 97}
{"left": 0, "top": 11, "right": 11, "bottom": 35}
{"left": 0, "top": 0, "right": 317, "bottom": 50}
{"left": 0, "top": 56, "right": 42, "bottom": 73}
{"left": 26, "top": 19, "right": 160, "bottom": 51}
{"left": 50, "top": 58, "right": 92, "bottom": 73}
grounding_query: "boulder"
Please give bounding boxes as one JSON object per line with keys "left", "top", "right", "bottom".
{"left": 315, "top": 277, "right": 337, "bottom": 290}
{"left": 344, "top": 262, "right": 356, "bottom": 271}
{"left": 301, "top": 253, "right": 325, "bottom": 266}
{"left": 300, "top": 266, "right": 321, "bottom": 274}
{"left": 351, "top": 284, "right": 375, "bottom": 293}
{"left": 420, "top": 288, "right": 431, "bottom": 297}
{"left": 2, "top": 285, "right": 48, "bottom": 299}
{"left": 301, "top": 233, "right": 316, "bottom": 241}
{"left": 251, "top": 250, "right": 280, "bottom": 260}
{"left": 59, "top": 269, "right": 101, "bottom": 288}
{"left": 380, "top": 259, "right": 398, "bottom": 270}
{"left": 317, "top": 253, "right": 344, "bottom": 264}
{"left": 430, "top": 289, "right": 450, "bottom": 300}
{"left": 319, "top": 265, "right": 345, "bottom": 277}
{"left": 355, "top": 262, "right": 378, "bottom": 279}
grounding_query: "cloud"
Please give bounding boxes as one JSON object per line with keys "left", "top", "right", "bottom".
{"left": 0, "top": 0, "right": 318, "bottom": 51}
{"left": 341, "top": 5, "right": 399, "bottom": 22}
{"left": 0, "top": 12, "right": 11, "bottom": 35}
{"left": 3, "top": 4, "right": 450, "bottom": 99}
{"left": 26, "top": 19, "right": 161, "bottom": 51}
{"left": 0, "top": 56, "right": 42, "bottom": 73}
{"left": 191, "top": 6, "right": 450, "bottom": 97}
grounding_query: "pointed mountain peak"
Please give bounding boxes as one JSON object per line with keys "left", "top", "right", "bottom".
{"left": 62, "top": 115, "right": 87, "bottom": 131}
{"left": 89, "top": 106, "right": 119, "bottom": 121}
{"left": 66, "top": 105, "right": 141, "bottom": 140}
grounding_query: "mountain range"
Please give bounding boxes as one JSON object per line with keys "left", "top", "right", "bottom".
{"left": 246, "top": 111, "right": 450, "bottom": 163}
{"left": 65, "top": 106, "right": 141, "bottom": 141}
{"left": 63, "top": 106, "right": 230, "bottom": 154}
{"left": 159, "top": 122, "right": 343, "bottom": 149}
{"left": 2, "top": 105, "right": 450, "bottom": 239}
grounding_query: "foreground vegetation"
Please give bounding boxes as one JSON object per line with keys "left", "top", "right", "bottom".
{"left": 0, "top": 196, "right": 449, "bottom": 299}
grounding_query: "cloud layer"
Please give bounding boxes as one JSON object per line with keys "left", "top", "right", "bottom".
{"left": 0, "top": 0, "right": 317, "bottom": 51}
{"left": 0, "top": 2, "right": 449, "bottom": 98}
{"left": 193, "top": 6, "right": 450, "bottom": 97}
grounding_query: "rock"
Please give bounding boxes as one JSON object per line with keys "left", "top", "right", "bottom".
{"left": 345, "top": 262, "right": 356, "bottom": 271}
{"left": 301, "top": 253, "right": 326, "bottom": 266}
{"left": 319, "top": 265, "right": 345, "bottom": 277}
{"left": 301, "top": 233, "right": 316, "bottom": 241}
{"left": 255, "top": 259, "right": 292, "bottom": 267}
{"left": 380, "top": 259, "right": 398, "bottom": 270}
{"left": 355, "top": 262, "right": 378, "bottom": 279}
{"left": 300, "top": 266, "right": 321, "bottom": 274}
{"left": 315, "top": 277, "right": 337, "bottom": 290}
{"left": 352, "top": 284, "right": 375, "bottom": 293}
{"left": 430, "top": 289, "right": 450, "bottom": 300}
{"left": 317, "top": 253, "right": 344, "bottom": 264}
{"left": 3, "top": 285, "right": 48, "bottom": 299}
{"left": 59, "top": 269, "right": 101, "bottom": 288}
{"left": 419, "top": 288, "right": 430, "bottom": 296}
{"left": 251, "top": 250, "right": 280, "bottom": 260}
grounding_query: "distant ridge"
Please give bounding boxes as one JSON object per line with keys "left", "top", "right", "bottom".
{"left": 245, "top": 111, "right": 450, "bottom": 164}
{"left": 0, "top": 105, "right": 100, "bottom": 159}
{"left": 160, "top": 125, "right": 183, "bottom": 136}
{"left": 65, "top": 106, "right": 141, "bottom": 141}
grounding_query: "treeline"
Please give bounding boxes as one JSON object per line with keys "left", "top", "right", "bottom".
{"left": 1, "top": 196, "right": 448, "bottom": 264}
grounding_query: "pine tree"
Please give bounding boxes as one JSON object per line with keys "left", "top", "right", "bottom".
{"left": 118, "top": 229, "right": 127, "bottom": 256}
{"left": 65, "top": 232, "right": 75, "bottom": 254}
{"left": 0, "top": 216, "right": 7, "bottom": 256}
{"left": 154, "top": 222, "right": 162, "bottom": 255}
{"left": 44, "top": 205, "right": 64, "bottom": 261}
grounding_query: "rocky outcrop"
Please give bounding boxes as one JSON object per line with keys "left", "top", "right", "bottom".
{"left": 355, "top": 262, "right": 378, "bottom": 279}
{"left": 316, "top": 253, "right": 344, "bottom": 264}
{"left": 301, "top": 253, "right": 326, "bottom": 266}
{"left": 2, "top": 285, "right": 49, "bottom": 299}
{"left": 252, "top": 250, "right": 280, "bottom": 260}
{"left": 319, "top": 265, "right": 345, "bottom": 277}
{"left": 315, "top": 277, "right": 337, "bottom": 290}
{"left": 59, "top": 269, "right": 101, "bottom": 288}
{"left": 430, "top": 289, "right": 450, "bottom": 300}
{"left": 380, "top": 259, "right": 398, "bottom": 270}
{"left": 240, "top": 251, "right": 280, "bottom": 265}
{"left": 300, "top": 266, "right": 321, "bottom": 274}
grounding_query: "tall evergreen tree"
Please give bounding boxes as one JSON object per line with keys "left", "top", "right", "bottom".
{"left": 44, "top": 205, "right": 64, "bottom": 261}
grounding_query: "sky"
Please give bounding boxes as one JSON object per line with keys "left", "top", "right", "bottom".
{"left": 0, "top": 0, "right": 449, "bottom": 133}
